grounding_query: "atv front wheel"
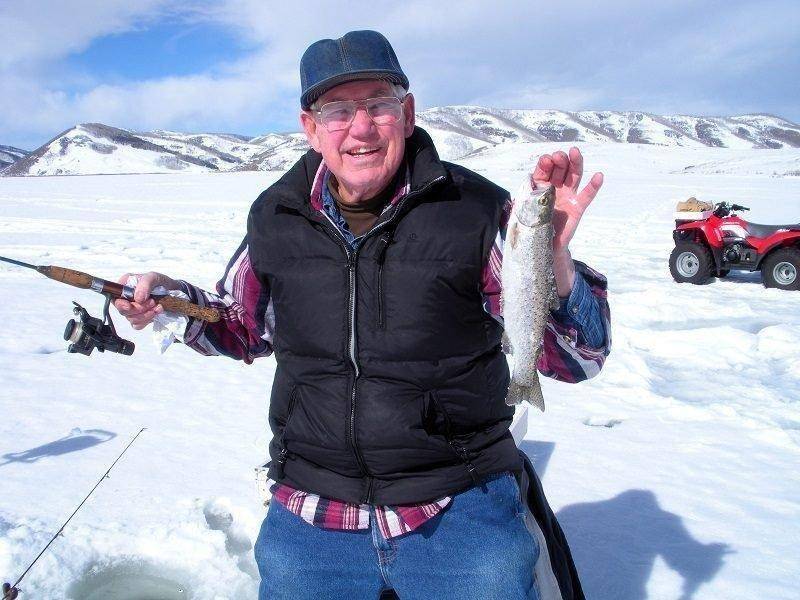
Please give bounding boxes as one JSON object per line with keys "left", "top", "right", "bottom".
{"left": 762, "top": 247, "right": 800, "bottom": 291}
{"left": 669, "top": 242, "right": 714, "bottom": 284}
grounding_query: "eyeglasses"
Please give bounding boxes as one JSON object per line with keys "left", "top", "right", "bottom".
{"left": 314, "top": 96, "right": 405, "bottom": 132}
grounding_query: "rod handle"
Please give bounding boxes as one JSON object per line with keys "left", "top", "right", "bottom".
{"left": 38, "top": 265, "right": 93, "bottom": 287}
{"left": 156, "top": 296, "right": 220, "bottom": 323}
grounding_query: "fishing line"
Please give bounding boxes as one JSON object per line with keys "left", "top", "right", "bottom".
{"left": 3, "top": 428, "right": 146, "bottom": 598}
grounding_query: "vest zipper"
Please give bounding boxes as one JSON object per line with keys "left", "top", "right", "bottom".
{"left": 373, "top": 230, "right": 393, "bottom": 329}
{"left": 315, "top": 215, "right": 374, "bottom": 498}
{"left": 345, "top": 252, "right": 374, "bottom": 501}
{"left": 428, "top": 390, "right": 480, "bottom": 484}
{"left": 273, "top": 386, "right": 300, "bottom": 479}
{"left": 346, "top": 252, "right": 360, "bottom": 378}
{"left": 314, "top": 175, "right": 447, "bottom": 503}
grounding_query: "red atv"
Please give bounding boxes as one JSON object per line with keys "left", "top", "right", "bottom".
{"left": 669, "top": 202, "right": 800, "bottom": 290}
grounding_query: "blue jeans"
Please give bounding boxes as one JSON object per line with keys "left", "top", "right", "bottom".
{"left": 254, "top": 472, "right": 541, "bottom": 599}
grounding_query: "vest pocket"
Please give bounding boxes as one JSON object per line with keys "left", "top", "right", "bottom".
{"left": 376, "top": 262, "right": 386, "bottom": 329}
{"left": 273, "top": 385, "right": 300, "bottom": 479}
{"left": 373, "top": 230, "right": 393, "bottom": 329}
{"left": 424, "top": 390, "right": 480, "bottom": 484}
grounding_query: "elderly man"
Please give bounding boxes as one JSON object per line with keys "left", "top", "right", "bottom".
{"left": 115, "top": 30, "right": 609, "bottom": 600}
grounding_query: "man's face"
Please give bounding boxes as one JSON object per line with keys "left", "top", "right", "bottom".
{"left": 300, "top": 79, "right": 415, "bottom": 203}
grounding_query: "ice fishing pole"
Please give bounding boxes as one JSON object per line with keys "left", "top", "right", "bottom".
{"left": 0, "top": 255, "right": 220, "bottom": 356}
{"left": 2, "top": 428, "right": 147, "bottom": 599}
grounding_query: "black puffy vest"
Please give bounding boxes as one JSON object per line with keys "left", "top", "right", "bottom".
{"left": 253, "top": 128, "right": 521, "bottom": 505}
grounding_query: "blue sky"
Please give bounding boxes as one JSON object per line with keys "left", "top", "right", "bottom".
{"left": 1, "top": 1, "right": 799, "bottom": 150}
{"left": 67, "top": 21, "right": 254, "bottom": 81}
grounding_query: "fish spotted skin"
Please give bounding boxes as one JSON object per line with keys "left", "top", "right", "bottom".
{"left": 501, "top": 183, "right": 559, "bottom": 411}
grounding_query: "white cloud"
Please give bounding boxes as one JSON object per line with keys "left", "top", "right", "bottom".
{"left": 466, "top": 84, "right": 605, "bottom": 113}
{"left": 0, "top": 68, "right": 295, "bottom": 146}
{"left": 0, "top": 1, "right": 173, "bottom": 68}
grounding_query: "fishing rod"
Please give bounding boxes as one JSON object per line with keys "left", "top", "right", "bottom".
{"left": 0, "top": 255, "right": 220, "bottom": 356}
{"left": 2, "top": 428, "right": 146, "bottom": 599}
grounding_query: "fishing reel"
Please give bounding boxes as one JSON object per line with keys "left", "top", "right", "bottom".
{"left": 63, "top": 295, "right": 134, "bottom": 356}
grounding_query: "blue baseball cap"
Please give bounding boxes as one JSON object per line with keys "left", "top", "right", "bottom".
{"left": 300, "top": 30, "right": 409, "bottom": 110}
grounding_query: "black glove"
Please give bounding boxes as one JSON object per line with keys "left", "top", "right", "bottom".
{"left": 2, "top": 582, "right": 19, "bottom": 599}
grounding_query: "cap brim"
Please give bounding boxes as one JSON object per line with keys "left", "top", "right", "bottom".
{"left": 301, "top": 70, "right": 408, "bottom": 110}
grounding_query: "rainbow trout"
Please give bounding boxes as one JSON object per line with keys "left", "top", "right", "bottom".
{"left": 502, "top": 183, "right": 559, "bottom": 411}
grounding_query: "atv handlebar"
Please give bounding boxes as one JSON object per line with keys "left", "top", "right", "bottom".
{"left": 714, "top": 202, "right": 750, "bottom": 217}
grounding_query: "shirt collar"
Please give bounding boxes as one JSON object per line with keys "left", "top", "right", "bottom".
{"left": 310, "top": 160, "right": 411, "bottom": 214}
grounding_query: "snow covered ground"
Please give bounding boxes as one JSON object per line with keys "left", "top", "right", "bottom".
{"left": 1, "top": 142, "right": 799, "bottom": 599}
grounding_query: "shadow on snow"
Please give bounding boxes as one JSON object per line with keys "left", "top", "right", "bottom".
{"left": 0, "top": 429, "right": 116, "bottom": 467}
{"left": 520, "top": 442, "right": 731, "bottom": 600}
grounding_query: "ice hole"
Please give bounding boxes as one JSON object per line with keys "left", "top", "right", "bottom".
{"left": 67, "top": 559, "right": 191, "bottom": 600}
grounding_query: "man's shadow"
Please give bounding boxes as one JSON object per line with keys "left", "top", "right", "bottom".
{"left": 557, "top": 489, "right": 730, "bottom": 600}
{"left": 0, "top": 429, "right": 116, "bottom": 467}
{"left": 520, "top": 441, "right": 730, "bottom": 600}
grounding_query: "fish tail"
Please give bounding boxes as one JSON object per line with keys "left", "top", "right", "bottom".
{"left": 505, "top": 377, "right": 546, "bottom": 412}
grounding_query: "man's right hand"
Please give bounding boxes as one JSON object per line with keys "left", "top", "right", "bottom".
{"left": 114, "top": 272, "right": 179, "bottom": 330}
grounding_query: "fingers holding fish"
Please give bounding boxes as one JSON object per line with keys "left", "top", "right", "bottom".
{"left": 549, "top": 151, "right": 570, "bottom": 187}
{"left": 563, "top": 147, "right": 584, "bottom": 191}
{"left": 531, "top": 154, "right": 554, "bottom": 187}
{"left": 528, "top": 147, "right": 603, "bottom": 257}
{"left": 531, "top": 148, "right": 581, "bottom": 190}
{"left": 576, "top": 171, "right": 604, "bottom": 212}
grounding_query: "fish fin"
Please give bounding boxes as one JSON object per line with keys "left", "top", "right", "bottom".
{"left": 550, "top": 289, "right": 561, "bottom": 312}
{"left": 549, "top": 267, "right": 560, "bottom": 311}
{"left": 505, "top": 380, "right": 524, "bottom": 406}
{"left": 505, "top": 378, "right": 546, "bottom": 412}
{"left": 508, "top": 222, "right": 519, "bottom": 249}
{"left": 502, "top": 331, "right": 514, "bottom": 355}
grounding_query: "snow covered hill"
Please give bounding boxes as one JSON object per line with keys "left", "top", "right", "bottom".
{"left": 2, "top": 110, "right": 799, "bottom": 176}
{"left": 2, "top": 124, "right": 218, "bottom": 176}
{"left": 231, "top": 133, "right": 310, "bottom": 172}
{"left": 416, "top": 108, "right": 800, "bottom": 152}
{"left": 0, "top": 145, "right": 29, "bottom": 169}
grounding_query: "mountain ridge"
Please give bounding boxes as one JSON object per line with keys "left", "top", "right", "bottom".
{"left": 0, "top": 144, "right": 30, "bottom": 170}
{"left": 2, "top": 109, "right": 798, "bottom": 176}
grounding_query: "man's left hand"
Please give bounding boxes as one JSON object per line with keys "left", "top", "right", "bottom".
{"left": 530, "top": 147, "right": 603, "bottom": 296}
